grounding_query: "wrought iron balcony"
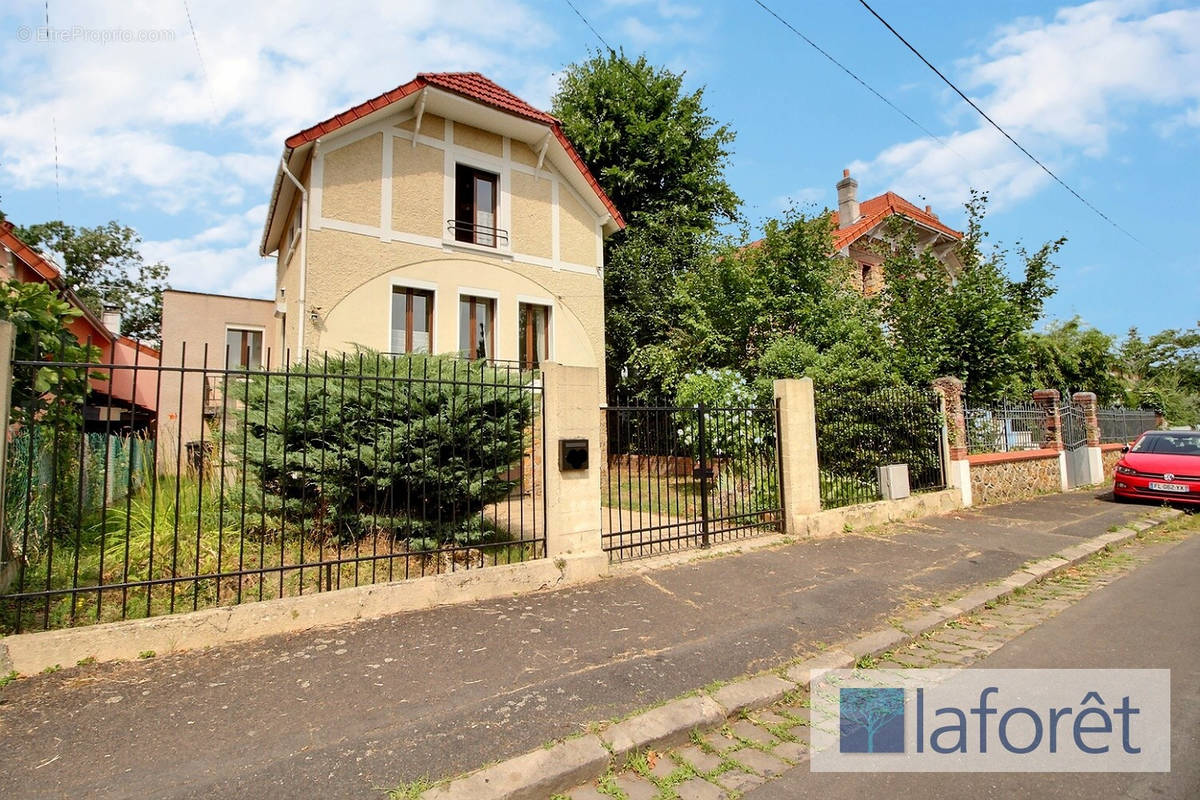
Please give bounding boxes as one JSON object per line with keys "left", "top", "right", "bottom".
{"left": 447, "top": 219, "right": 509, "bottom": 248}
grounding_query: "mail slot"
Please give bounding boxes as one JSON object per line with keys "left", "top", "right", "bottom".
{"left": 559, "top": 438, "right": 589, "bottom": 471}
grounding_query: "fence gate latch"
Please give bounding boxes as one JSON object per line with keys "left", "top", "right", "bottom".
{"left": 692, "top": 464, "right": 714, "bottom": 480}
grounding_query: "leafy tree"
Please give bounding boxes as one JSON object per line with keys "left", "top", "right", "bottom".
{"left": 877, "top": 192, "right": 1065, "bottom": 403}
{"left": 14, "top": 220, "right": 169, "bottom": 344}
{"left": 0, "top": 280, "right": 99, "bottom": 427}
{"left": 553, "top": 52, "right": 739, "bottom": 395}
{"left": 1024, "top": 317, "right": 1124, "bottom": 403}
{"left": 1119, "top": 325, "right": 1200, "bottom": 424}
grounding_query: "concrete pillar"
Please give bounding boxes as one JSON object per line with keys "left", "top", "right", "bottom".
{"left": 1032, "top": 389, "right": 1069, "bottom": 490}
{"left": 539, "top": 363, "right": 605, "bottom": 567}
{"left": 0, "top": 320, "right": 14, "bottom": 592}
{"left": 932, "top": 376, "right": 972, "bottom": 507}
{"left": 1073, "top": 391, "right": 1104, "bottom": 486}
{"left": 773, "top": 378, "right": 821, "bottom": 531}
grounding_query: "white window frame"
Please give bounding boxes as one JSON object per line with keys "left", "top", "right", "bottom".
{"left": 389, "top": 278, "right": 439, "bottom": 355}
{"left": 224, "top": 324, "right": 267, "bottom": 371}
{"left": 456, "top": 286, "right": 502, "bottom": 360}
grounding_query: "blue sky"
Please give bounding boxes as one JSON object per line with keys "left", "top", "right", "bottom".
{"left": 1, "top": 0, "right": 1197, "bottom": 339}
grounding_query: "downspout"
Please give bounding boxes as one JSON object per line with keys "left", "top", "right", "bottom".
{"left": 280, "top": 153, "right": 309, "bottom": 360}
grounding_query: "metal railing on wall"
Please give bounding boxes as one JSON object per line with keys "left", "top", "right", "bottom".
{"left": 1, "top": 349, "right": 545, "bottom": 633}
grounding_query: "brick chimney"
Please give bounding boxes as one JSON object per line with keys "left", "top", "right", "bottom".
{"left": 836, "top": 169, "right": 859, "bottom": 225}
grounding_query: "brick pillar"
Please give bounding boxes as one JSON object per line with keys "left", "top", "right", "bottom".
{"left": 1032, "top": 389, "right": 1064, "bottom": 451}
{"left": 932, "top": 376, "right": 971, "bottom": 507}
{"left": 774, "top": 378, "right": 821, "bottom": 530}
{"left": 1033, "top": 388, "right": 1069, "bottom": 491}
{"left": 1073, "top": 391, "right": 1105, "bottom": 486}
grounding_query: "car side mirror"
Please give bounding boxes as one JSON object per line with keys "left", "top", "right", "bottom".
{"left": 1121, "top": 444, "right": 1130, "bottom": 453}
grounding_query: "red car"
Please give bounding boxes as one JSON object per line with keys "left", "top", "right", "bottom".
{"left": 1113, "top": 430, "right": 1200, "bottom": 506}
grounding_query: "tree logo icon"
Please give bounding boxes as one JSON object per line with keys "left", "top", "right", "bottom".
{"left": 839, "top": 687, "right": 906, "bottom": 753}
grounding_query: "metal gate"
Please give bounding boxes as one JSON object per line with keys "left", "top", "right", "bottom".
{"left": 601, "top": 401, "right": 783, "bottom": 560}
{"left": 1061, "top": 399, "right": 1089, "bottom": 489}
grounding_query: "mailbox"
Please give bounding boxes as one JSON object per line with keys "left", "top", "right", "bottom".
{"left": 559, "top": 438, "right": 589, "bottom": 471}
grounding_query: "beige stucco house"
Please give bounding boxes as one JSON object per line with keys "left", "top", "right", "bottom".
{"left": 158, "top": 71, "right": 623, "bottom": 456}
{"left": 262, "top": 71, "right": 623, "bottom": 370}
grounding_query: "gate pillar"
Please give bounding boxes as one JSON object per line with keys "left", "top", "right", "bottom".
{"left": 773, "top": 378, "right": 821, "bottom": 530}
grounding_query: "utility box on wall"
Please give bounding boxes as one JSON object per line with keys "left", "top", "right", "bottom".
{"left": 877, "top": 463, "right": 911, "bottom": 500}
{"left": 559, "top": 438, "right": 589, "bottom": 471}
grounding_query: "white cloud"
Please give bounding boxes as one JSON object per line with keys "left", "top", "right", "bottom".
{"left": 771, "top": 186, "right": 826, "bottom": 212}
{"left": 0, "top": 0, "right": 558, "bottom": 295}
{"left": 852, "top": 0, "right": 1200, "bottom": 215}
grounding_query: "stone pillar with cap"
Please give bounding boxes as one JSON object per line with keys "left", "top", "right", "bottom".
{"left": 932, "top": 376, "right": 971, "bottom": 506}
{"left": 1072, "top": 391, "right": 1105, "bottom": 485}
{"left": 1032, "top": 388, "right": 1069, "bottom": 490}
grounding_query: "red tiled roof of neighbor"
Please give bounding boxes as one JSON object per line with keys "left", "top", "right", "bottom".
{"left": 746, "top": 190, "right": 964, "bottom": 253}
{"left": 0, "top": 220, "right": 65, "bottom": 285}
{"left": 282, "top": 72, "right": 624, "bottom": 229}
{"left": 831, "top": 191, "right": 962, "bottom": 251}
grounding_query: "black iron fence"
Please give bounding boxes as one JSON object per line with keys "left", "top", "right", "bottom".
{"left": 1, "top": 349, "right": 544, "bottom": 632}
{"left": 814, "top": 384, "right": 946, "bottom": 508}
{"left": 602, "top": 400, "right": 782, "bottom": 560}
{"left": 1097, "top": 407, "right": 1159, "bottom": 444}
{"left": 963, "top": 402, "right": 1046, "bottom": 454}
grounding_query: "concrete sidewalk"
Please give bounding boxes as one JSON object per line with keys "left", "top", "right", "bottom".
{"left": 0, "top": 490, "right": 1148, "bottom": 799}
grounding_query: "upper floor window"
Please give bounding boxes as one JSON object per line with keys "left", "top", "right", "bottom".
{"left": 452, "top": 165, "right": 507, "bottom": 248}
{"left": 226, "top": 327, "right": 263, "bottom": 371}
{"left": 391, "top": 287, "right": 434, "bottom": 354}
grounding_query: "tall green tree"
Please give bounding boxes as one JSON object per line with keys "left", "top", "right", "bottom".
{"left": 1024, "top": 317, "right": 1124, "bottom": 403}
{"left": 1119, "top": 325, "right": 1200, "bottom": 424}
{"left": 552, "top": 52, "right": 738, "bottom": 395}
{"left": 14, "top": 220, "right": 169, "bottom": 344}
{"left": 877, "top": 192, "right": 1065, "bottom": 402}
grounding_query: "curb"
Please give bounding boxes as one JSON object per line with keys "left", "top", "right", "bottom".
{"left": 417, "top": 506, "right": 1181, "bottom": 800}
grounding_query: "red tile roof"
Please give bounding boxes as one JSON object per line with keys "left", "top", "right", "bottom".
{"left": 832, "top": 191, "right": 962, "bottom": 251}
{"left": 0, "top": 220, "right": 65, "bottom": 285}
{"left": 282, "top": 72, "right": 624, "bottom": 229}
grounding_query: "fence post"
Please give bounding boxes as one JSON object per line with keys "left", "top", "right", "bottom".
{"left": 932, "top": 376, "right": 972, "bottom": 507}
{"left": 0, "top": 320, "right": 14, "bottom": 593}
{"left": 1032, "top": 388, "right": 1069, "bottom": 491}
{"left": 1072, "top": 391, "right": 1104, "bottom": 486}
{"left": 773, "top": 378, "right": 820, "bottom": 531}
{"left": 539, "top": 362, "right": 605, "bottom": 571}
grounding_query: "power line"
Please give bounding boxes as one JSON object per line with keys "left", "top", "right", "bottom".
{"left": 750, "top": 0, "right": 960, "bottom": 160}
{"left": 855, "top": 0, "right": 1142, "bottom": 246}
{"left": 559, "top": 0, "right": 653, "bottom": 94}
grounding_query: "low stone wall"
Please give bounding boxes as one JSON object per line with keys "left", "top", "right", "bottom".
{"left": 1101, "top": 443, "right": 1124, "bottom": 478}
{"left": 968, "top": 449, "right": 1062, "bottom": 506}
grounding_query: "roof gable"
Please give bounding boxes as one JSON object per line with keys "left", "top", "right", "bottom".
{"left": 833, "top": 191, "right": 962, "bottom": 251}
{"left": 264, "top": 72, "right": 624, "bottom": 254}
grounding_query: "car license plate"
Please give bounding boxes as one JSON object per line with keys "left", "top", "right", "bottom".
{"left": 1148, "top": 481, "right": 1189, "bottom": 493}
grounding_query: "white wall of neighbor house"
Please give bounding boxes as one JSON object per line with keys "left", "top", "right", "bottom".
{"left": 271, "top": 106, "right": 608, "bottom": 387}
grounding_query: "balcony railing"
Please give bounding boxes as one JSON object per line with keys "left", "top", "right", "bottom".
{"left": 447, "top": 219, "right": 509, "bottom": 248}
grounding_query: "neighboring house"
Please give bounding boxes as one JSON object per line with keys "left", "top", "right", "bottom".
{"left": 158, "top": 71, "right": 624, "bottom": 453}
{"left": 0, "top": 220, "right": 160, "bottom": 432}
{"left": 831, "top": 169, "right": 963, "bottom": 296}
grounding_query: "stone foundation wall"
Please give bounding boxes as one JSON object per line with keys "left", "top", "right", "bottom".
{"left": 969, "top": 450, "right": 1062, "bottom": 506}
{"left": 1101, "top": 444, "right": 1124, "bottom": 479}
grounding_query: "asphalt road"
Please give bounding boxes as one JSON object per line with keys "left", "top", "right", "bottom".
{"left": 745, "top": 531, "right": 1200, "bottom": 800}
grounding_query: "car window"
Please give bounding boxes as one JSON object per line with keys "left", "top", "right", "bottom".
{"left": 1131, "top": 434, "right": 1200, "bottom": 455}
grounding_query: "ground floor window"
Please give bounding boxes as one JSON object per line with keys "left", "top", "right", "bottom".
{"left": 391, "top": 287, "right": 434, "bottom": 353}
{"left": 225, "top": 327, "right": 263, "bottom": 371}
{"left": 459, "top": 295, "right": 495, "bottom": 360}
{"left": 519, "top": 303, "right": 550, "bottom": 369}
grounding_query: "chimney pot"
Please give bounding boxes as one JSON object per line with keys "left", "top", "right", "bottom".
{"left": 842, "top": 168, "right": 850, "bottom": 178}
{"left": 925, "top": 204, "right": 932, "bottom": 213}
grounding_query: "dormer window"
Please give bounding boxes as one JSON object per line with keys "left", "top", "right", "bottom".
{"left": 451, "top": 165, "right": 507, "bottom": 247}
